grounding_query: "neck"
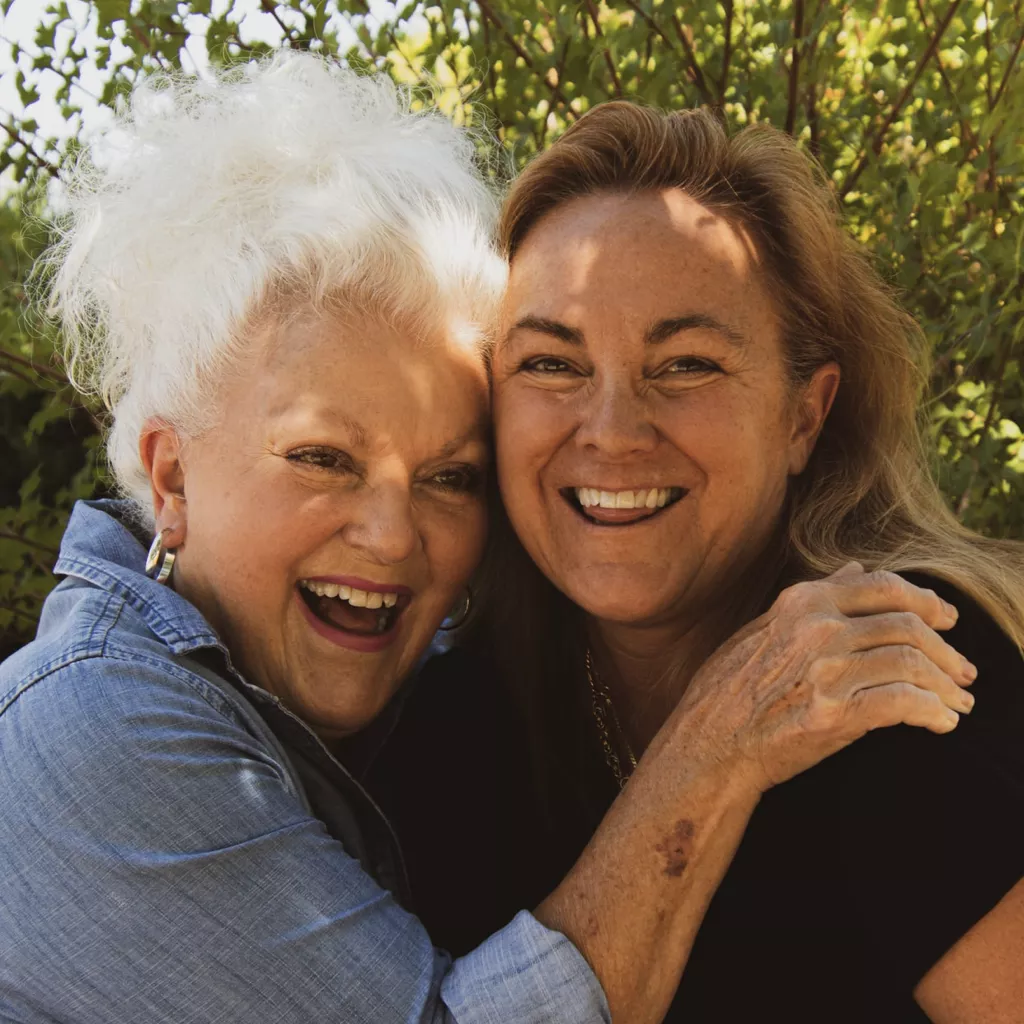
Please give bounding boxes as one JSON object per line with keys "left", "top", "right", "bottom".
{"left": 588, "top": 611, "right": 725, "bottom": 755}
{"left": 588, "top": 541, "right": 790, "bottom": 756}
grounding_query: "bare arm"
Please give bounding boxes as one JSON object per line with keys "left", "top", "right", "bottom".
{"left": 536, "top": 567, "right": 977, "bottom": 1024}
{"left": 914, "top": 877, "right": 1024, "bottom": 1024}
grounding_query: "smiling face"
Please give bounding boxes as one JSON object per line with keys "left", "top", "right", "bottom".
{"left": 146, "top": 308, "right": 489, "bottom": 738}
{"left": 493, "top": 189, "right": 837, "bottom": 629}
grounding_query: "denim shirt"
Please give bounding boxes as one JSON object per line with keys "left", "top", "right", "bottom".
{"left": 0, "top": 501, "right": 609, "bottom": 1024}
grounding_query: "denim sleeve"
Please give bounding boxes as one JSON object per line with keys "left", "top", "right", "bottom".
{"left": 0, "top": 657, "right": 609, "bottom": 1024}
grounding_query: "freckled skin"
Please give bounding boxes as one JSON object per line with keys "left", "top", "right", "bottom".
{"left": 493, "top": 189, "right": 831, "bottom": 633}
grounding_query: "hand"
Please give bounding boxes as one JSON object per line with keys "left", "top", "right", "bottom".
{"left": 670, "top": 564, "right": 976, "bottom": 794}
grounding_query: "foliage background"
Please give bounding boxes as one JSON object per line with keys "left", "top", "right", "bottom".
{"left": 1, "top": 0, "right": 1022, "bottom": 657}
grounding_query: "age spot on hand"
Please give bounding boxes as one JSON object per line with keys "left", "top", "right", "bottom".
{"left": 655, "top": 819, "right": 696, "bottom": 878}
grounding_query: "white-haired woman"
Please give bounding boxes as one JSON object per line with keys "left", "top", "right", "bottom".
{"left": 0, "top": 56, "right": 974, "bottom": 1024}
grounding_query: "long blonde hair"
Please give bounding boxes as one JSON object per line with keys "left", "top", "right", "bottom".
{"left": 499, "top": 102, "right": 1024, "bottom": 649}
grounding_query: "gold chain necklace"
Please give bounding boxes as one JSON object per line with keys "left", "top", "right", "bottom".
{"left": 586, "top": 649, "right": 638, "bottom": 790}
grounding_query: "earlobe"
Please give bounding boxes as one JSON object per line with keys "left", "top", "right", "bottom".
{"left": 139, "top": 420, "right": 188, "bottom": 548}
{"left": 788, "top": 362, "right": 841, "bottom": 475}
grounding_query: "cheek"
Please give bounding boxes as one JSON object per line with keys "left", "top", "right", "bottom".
{"left": 425, "top": 505, "right": 488, "bottom": 595}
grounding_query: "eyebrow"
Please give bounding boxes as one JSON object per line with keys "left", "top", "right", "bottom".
{"left": 507, "top": 312, "right": 747, "bottom": 349}
{"left": 434, "top": 428, "right": 487, "bottom": 461}
{"left": 506, "top": 316, "right": 585, "bottom": 347}
{"left": 645, "top": 314, "right": 748, "bottom": 348}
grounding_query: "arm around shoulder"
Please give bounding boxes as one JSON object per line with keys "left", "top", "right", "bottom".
{"left": 0, "top": 654, "right": 608, "bottom": 1024}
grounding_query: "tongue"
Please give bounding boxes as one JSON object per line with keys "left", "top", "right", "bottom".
{"left": 583, "top": 505, "right": 661, "bottom": 524}
{"left": 316, "top": 596, "right": 385, "bottom": 635}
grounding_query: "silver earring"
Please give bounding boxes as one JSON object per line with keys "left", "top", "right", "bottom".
{"left": 439, "top": 587, "right": 473, "bottom": 631}
{"left": 145, "top": 529, "right": 177, "bottom": 585}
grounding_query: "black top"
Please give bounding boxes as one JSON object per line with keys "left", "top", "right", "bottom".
{"left": 367, "top": 574, "right": 1024, "bottom": 1022}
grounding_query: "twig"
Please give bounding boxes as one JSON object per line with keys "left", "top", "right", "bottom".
{"left": 839, "top": 0, "right": 964, "bottom": 199}
{"left": 785, "top": 0, "right": 805, "bottom": 135}
{"left": 475, "top": 0, "right": 576, "bottom": 114}
{"left": 720, "top": 0, "right": 734, "bottom": 103}
{"left": 0, "top": 349, "right": 68, "bottom": 386}
{"left": 956, "top": 340, "right": 1013, "bottom": 514}
{"left": 584, "top": 0, "right": 623, "bottom": 97}
{"left": 991, "top": 23, "right": 1024, "bottom": 112}
{"left": 0, "top": 530, "right": 59, "bottom": 558}
{"left": 670, "top": 13, "right": 715, "bottom": 105}
{"left": 260, "top": 0, "right": 299, "bottom": 46}
{"left": 0, "top": 119, "right": 61, "bottom": 178}
{"left": 913, "top": 0, "right": 980, "bottom": 157}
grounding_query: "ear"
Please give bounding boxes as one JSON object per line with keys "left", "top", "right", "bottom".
{"left": 139, "top": 420, "right": 188, "bottom": 548}
{"left": 787, "top": 361, "right": 840, "bottom": 475}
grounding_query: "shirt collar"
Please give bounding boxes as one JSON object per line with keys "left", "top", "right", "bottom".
{"left": 54, "top": 499, "right": 224, "bottom": 657}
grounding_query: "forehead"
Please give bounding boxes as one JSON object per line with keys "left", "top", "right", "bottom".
{"left": 224, "top": 310, "right": 490, "bottom": 445}
{"left": 504, "top": 189, "right": 777, "bottom": 334}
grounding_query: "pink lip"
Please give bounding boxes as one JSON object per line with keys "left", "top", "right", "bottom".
{"left": 301, "top": 575, "right": 414, "bottom": 596}
{"left": 295, "top": 589, "right": 402, "bottom": 654}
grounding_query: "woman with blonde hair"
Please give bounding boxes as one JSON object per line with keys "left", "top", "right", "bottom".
{"left": 378, "top": 102, "right": 1024, "bottom": 1022}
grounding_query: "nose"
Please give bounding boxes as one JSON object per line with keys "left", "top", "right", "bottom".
{"left": 340, "top": 480, "right": 419, "bottom": 566}
{"left": 575, "top": 374, "right": 658, "bottom": 457}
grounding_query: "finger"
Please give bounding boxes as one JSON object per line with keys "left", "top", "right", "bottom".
{"left": 821, "top": 570, "right": 958, "bottom": 629}
{"left": 848, "top": 682, "right": 960, "bottom": 736}
{"left": 830, "top": 560, "right": 865, "bottom": 579}
{"left": 838, "top": 645, "right": 975, "bottom": 714}
{"left": 847, "top": 611, "right": 977, "bottom": 685}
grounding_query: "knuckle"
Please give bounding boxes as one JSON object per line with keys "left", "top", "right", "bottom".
{"left": 868, "top": 569, "right": 905, "bottom": 602}
{"left": 805, "top": 654, "right": 844, "bottom": 689}
{"left": 893, "top": 644, "right": 925, "bottom": 676}
{"left": 776, "top": 580, "right": 815, "bottom": 614}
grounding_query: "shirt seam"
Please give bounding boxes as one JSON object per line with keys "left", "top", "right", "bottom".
{"left": 1, "top": 637, "right": 253, "bottom": 738}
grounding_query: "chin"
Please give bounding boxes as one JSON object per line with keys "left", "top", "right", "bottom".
{"left": 564, "top": 588, "right": 675, "bottom": 626}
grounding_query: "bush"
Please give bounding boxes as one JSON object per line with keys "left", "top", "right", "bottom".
{"left": 1, "top": 0, "right": 1022, "bottom": 655}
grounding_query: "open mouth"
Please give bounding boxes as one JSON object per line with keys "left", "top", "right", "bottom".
{"left": 561, "top": 485, "right": 687, "bottom": 526}
{"left": 297, "top": 580, "right": 410, "bottom": 637}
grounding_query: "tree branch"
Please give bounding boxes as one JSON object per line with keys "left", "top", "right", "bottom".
{"left": 839, "top": 0, "right": 964, "bottom": 199}
{"left": 670, "top": 13, "right": 715, "bottom": 105}
{"left": 0, "top": 530, "right": 59, "bottom": 558}
{"left": 475, "top": 0, "right": 576, "bottom": 115}
{"left": 0, "top": 348, "right": 68, "bottom": 386}
{"left": 0, "top": 119, "right": 60, "bottom": 178}
{"left": 785, "top": 0, "right": 805, "bottom": 135}
{"left": 720, "top": 0, "right": 735, "bottom": 103}
{"left": 991, "top": 23, "right": 1024, "bottom": 112}
{"left": 584, "top": 0, "right": 623, "bottom": 98}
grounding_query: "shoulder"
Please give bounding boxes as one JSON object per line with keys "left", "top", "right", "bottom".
{"left": 0, "top": 623, "right": 296, "bottom": 841}
{"left": 810, "top": 571, "right": 1024, "bottom": 984}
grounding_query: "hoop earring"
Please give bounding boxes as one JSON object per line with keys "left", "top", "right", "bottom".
{"left": 145, "top": 529, "right": 177, "bottom": 585}
{"left": 438, "top": 586, "right": 473, "bottom": 631}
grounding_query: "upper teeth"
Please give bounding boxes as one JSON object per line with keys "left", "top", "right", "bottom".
{"left": 300, "top": 581, "right": 399, "bottom": 609}
{"left": 575, "top": 487, "right": 677, "bottom": 510}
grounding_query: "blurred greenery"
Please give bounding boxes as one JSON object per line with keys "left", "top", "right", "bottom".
{"left": 1, "top": 0, "right": 1022, "bottom": 656}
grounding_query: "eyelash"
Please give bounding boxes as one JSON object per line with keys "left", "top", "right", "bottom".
{"left": 427, "top": 464, "right": 484, "bottom": 495}
{"left": 286, "top": 448, "right": 482, "bottom": 495}
{"left": 286, "top": 447, "right": 354, "bottom": 472}
{"left": 659, "top": 357, "right": 723, "bottom": 376}
{"left": 518, "top": 356, "right": 723, "bottom": 378}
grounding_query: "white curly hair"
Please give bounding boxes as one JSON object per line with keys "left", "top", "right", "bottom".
{"left": 45, "top": 53, "right": 506, "bottom": 512}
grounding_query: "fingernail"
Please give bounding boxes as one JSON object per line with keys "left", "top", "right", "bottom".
{"left": 961, "top": 657, "right": 977, "bottom": 681}
{"left": 961, "top": 691, "right": 975, "bottom": 712}
{"left": 944, "top": 709, "right": 960, "bottom": 729}
{"left": 943, "top": 601, "right": 959, "bottom": 621}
